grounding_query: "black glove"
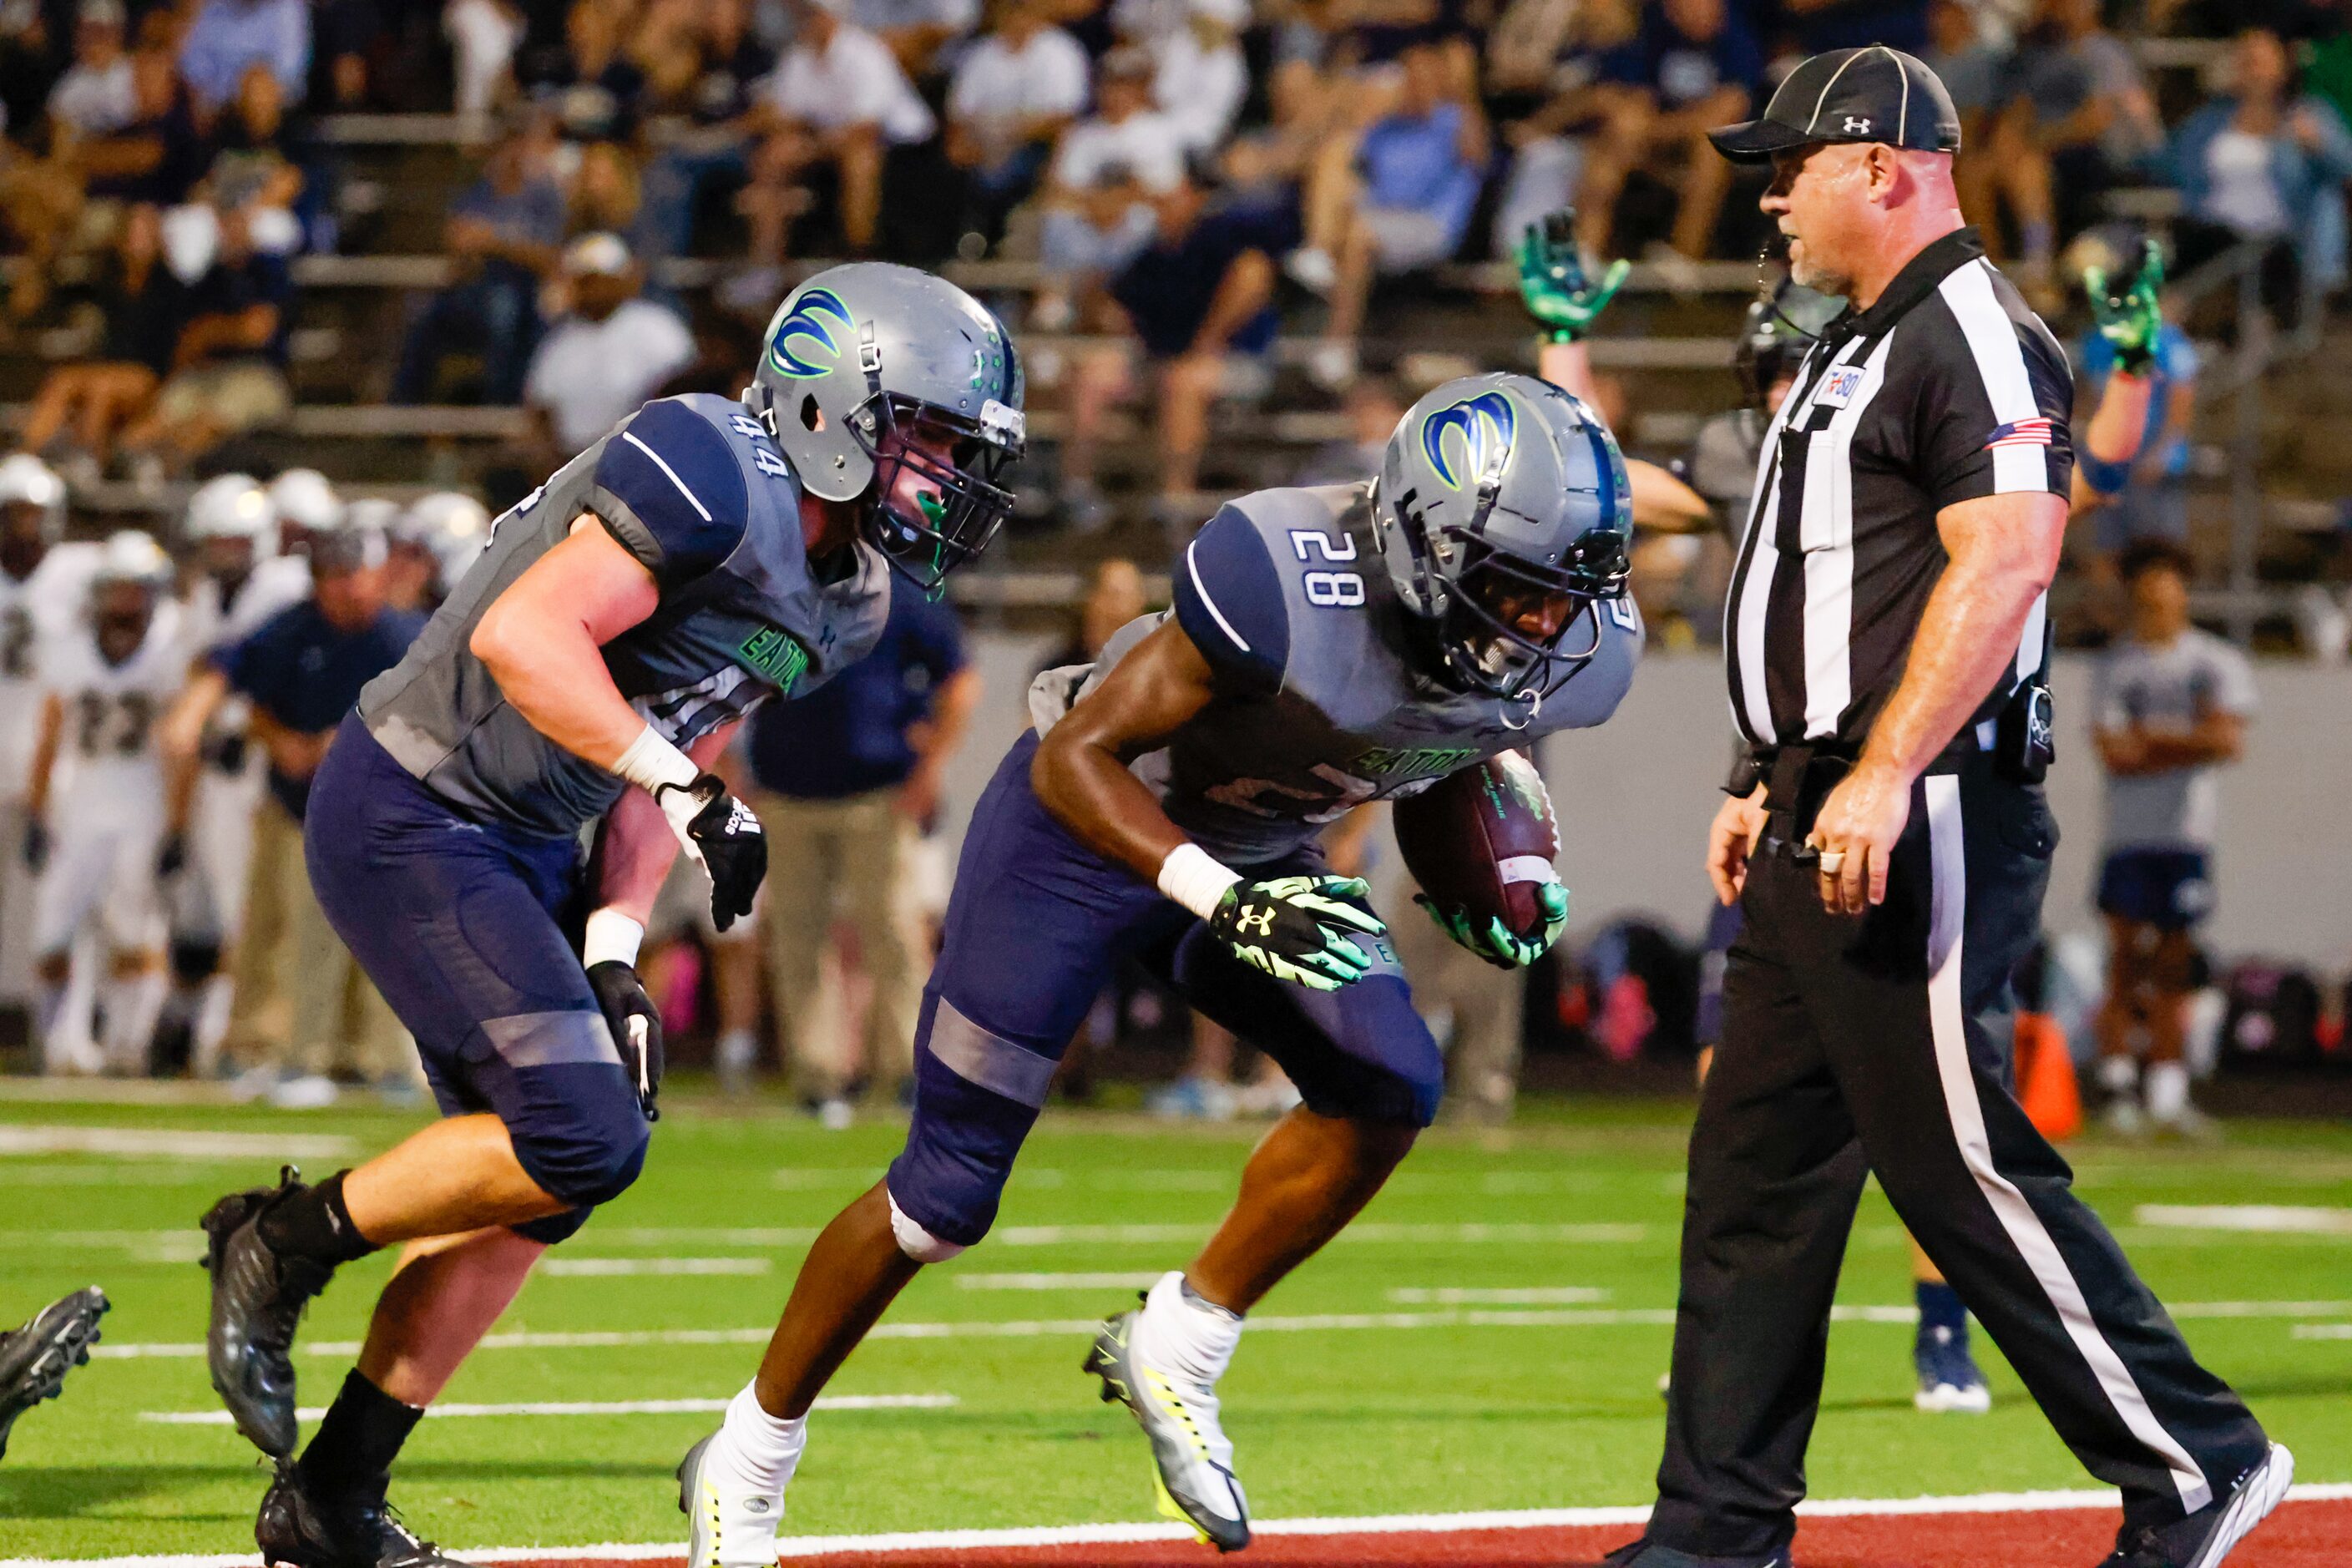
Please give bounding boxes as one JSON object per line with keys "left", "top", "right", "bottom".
{"left": 157, "top": 832, "right": 188, "bottom": 879}
{"left": 585, "top": 960, "right": 664, "bottom": 1120}
{"left": 653, "top": 774, "right": 766, "bottom": 933}
{"left": 1205, "top": 874, "right": 1388, "bottom": 991}
{"left": 22, "top": 819, "right": 47, "bottom": 874}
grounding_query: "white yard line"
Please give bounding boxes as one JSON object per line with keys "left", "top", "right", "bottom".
{"left": 0, "top": 1126, "right": 356, "bottom": 1159}
{"left": 139, "top": 1393, "right": 953, "bottom": 1425}
{"left": 2135, "top": 1203, "right": 2352, "bottom": 1235}
{"left": 1388, "top": 1287, "right": 1609, "bottom": 1304}
{"left": 9, "top": 1485, "right": 2352, "bottom": 1567}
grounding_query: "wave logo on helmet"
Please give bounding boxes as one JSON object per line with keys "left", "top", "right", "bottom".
{"left": 767, "top": 287, "right": 854, "bottom": 379}
{"left": 1421, "top": 391, "right": 1517, "bottom": 491}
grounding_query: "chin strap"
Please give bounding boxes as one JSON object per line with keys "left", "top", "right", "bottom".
{"left": 1500, "top": 687, "right": 1542, "bottom": 731}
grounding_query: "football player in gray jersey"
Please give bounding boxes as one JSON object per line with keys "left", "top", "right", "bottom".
{"left": 674, "top": 372, "right": 1640, "bottom": 1564}
{"left": 196, "top": 263, "right": 1024, "bottom": 1568}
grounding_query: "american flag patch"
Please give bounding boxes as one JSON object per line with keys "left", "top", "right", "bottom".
{"left": 1986, "top": 417, "right": 2054, "bottom": 449}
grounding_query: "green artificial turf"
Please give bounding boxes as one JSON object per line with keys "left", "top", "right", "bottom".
{"left": 1, "top": 1086, "right": 2348, "bottom": 1558}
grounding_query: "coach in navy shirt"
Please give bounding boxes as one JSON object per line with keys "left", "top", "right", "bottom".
{"left": 726, "top": 589, "right": 979, "bottom": 1119}
{"left": 213, "top": 524, "right": 425, "bottom": 1101}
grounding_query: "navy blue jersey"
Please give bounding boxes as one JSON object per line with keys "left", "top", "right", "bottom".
{"left": 1030, "top": 483, "right": 1643, "bottom": 865}
{"left": 359, "top": 392, "right": 891, "bottom": 837}
{"left": 218, "top": 599, "right": 426, "bottom": 817}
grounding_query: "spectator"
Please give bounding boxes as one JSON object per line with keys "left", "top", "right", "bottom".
{"left": 46, "top": 0, "right": 134, "bottom": 140}
{"left": 1925, "top": 0, "right": 2012, "bottom": 245}
{"left": 21, "top": 204, "right": 179, "bottom": 473}
{"left": 846, "top": 0, "right": 980, "bottom": 79}
{"left": 1151, "top": 0, "right": 1248, "bottom": 156}
{"left": 444, "top": 0, "right": 524, "bottom": 118}
{"left": 1295, "top": 372, "right": 1406, "bottom": 484}
{"left": 522, "top": 231, "right": 693, "bottom": 453}
{"left": 635, "top": 0, "right": 773, "bottom": 261}
{"left": 1065, "top": 169, "right": 1283, "bottom": 514}
{"left": 1292, "top": 39, "right": 1488, "bottom": 387}
{"left": 2067, "top": 232, "right": 2199, "bottom": 626}
{"left": 2090, "top": 541, "right": 2255, "bottom": 1139}
{"left": 945, "top": 0, "right": 1089, "bottom": 251}
{"left": 1576, "top": 0, "right": 1758, "bottom": 263}
{"left": 2164, "top": 26, "right": 2352, "bottom": 326}
{"left": 567, "top": 137, "right": 644, "bottom": 240}
{"left": 1984, "top": 0, "right": 2161, "bottom": 292}
{"left": 1032, "top": 47, "right": 1183, "bottom": 330}
{"left": 726, "top": 586, "right": 981, "bottom": 1117}
{"left": 116, "top": 205, "right": 293, "bottom": 471}
{"left": 79, "top": 44, "right": 210, "bottom": 209}
{"left": 205, "top": 61, "right": 306, "bottom": 249}
{"left": 169, "top": 523, "right": 427, "bottom": 1107}
{"left": 754, "top": 0, "right": 936, "bottom": 255}
{"left": 178, "top": 0, "right": 309, "bottom": 119}
{"left": 392, "top": 112, "right": 564, "bottom": 404}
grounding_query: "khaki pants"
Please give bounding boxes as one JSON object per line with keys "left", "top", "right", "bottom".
{"left": 228, "top": 797, "right": 411, "bottom": 1081}
{"left": 0, "top": 798, "right": 33, "bottom": 1005}
{"left": 754, "top": 788, "right": 928, "bottom": 1102}
{"left": 1393, "top": 896, "right": 1525, "bottom": 1124}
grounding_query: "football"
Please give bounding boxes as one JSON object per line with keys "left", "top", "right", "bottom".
{"left": 1392, "top": 752, "right": 1562, "bottom": 935}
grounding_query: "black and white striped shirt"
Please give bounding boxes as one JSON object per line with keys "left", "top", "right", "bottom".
{"left": 1723, "top": 228, "right": 2073, "bottom": 752}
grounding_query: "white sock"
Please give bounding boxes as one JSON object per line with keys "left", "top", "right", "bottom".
{"left": 717, "top": 1029, "right": 758, "bottom": 1071}
{"left": 2145, "top": 1060, "right": 2191, "bottom": 1123}
{"left": 714, "top": 1382, "right": 806, "bottom": 1497}
{"left": 2097, "top": 1055, "right": 2138, "bottom": 1096}
{"left": 1134, "top": 1270, "right": 1243, "bottom": 1388}
{"left": 103, "top": 970, "right": 166, "bottom": 1070}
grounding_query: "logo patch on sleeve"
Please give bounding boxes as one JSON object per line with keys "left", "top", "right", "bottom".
{"left": 735, "top": 625, "right": 811, "bottom": 692}
{"left": 1986, "top": 417, "right": 2055, "bottom": 449}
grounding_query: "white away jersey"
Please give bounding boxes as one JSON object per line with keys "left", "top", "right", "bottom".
{"left": 38, "top": 601, "right": 187, "bottom": 812}
{"left": 0, "top": 543, "right": 105, "bottom": 798}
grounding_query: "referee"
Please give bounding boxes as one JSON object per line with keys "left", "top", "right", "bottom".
{"left": 1614, "top": 48, "right": 2289, "bottom": 1568}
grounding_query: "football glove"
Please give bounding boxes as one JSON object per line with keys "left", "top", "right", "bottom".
{"left": 1415, "top": 880, "right": 1569, "bottom": 970}
{"left": 1518, "top": 211, "right": 1629, "bottom": 345}
{"left": 21, "top": 820, "right": 46, "bottom": 874}
{"left": 652, "top": 774, "right": 766, "bottom": 933}
{"left": 585, "top": 959, "right": 664, "bottom": 1120}
{"left": 1206, "top": 875, "right": 1387, "bottom": 992}
{"left": 2084, "top": 238, "right": 2164, "bottom": 374}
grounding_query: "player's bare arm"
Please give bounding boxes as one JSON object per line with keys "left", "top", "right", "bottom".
{"left": 1808, "top": 489, "right": 2066, "bottom": 913}
{"left": 1030, "top": 617, "right": 1216, "bottom": 878}
{"left": 468, "top": 521, "right": 664, "bottom": 770}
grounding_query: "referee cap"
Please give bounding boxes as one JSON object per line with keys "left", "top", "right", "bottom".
{"left": 1708, "top": 45, "right": 1961, "bottom": 163}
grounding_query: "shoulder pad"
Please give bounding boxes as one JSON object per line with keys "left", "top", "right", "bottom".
{"left": 1172, "top": 503, "right": 1289, "bottom": 697}
{"left": 591, "top": 397, "right": 755, "bottom": 587}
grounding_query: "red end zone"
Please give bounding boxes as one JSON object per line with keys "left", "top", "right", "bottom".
{"left": 491, "top": 1497, "right": 2351, "bottom": 1568}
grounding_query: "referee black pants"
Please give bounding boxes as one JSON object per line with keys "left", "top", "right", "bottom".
{"left": 1650, "top": 759, "right": 2268, "bottom": 1560}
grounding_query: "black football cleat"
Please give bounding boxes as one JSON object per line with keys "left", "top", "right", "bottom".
{"left": 258, "top": 1461, "right": 473, "bottom": 1568}
{"left": 2096, "top": 1443, "right": 2294, "bottom": 1568}
{"left": 0, "top": 1286, "right": 109, "bottom": 1461}
{"left": 204, "top": 1168, "right": 336, "bottom": 1458}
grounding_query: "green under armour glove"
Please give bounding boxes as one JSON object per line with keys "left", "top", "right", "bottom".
{"left": 2084, "top": 239, "right": 2164, "bottom": 375}
{"left": 1207, "top": 875, "right": 1388, "bottom": 992}
{"left": 1517, "top": 212, "right": 1630, "bottom": 345}
{"left": 1415, "top": 880, "right": 1569, "bottom": 970}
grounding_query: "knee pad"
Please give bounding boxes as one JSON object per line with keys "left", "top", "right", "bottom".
{"left": 505, "top": 1066, "right": 650, "bottom": 1209}
{"left": 886, "top": 1186, "right": 967, "bottom": 1263}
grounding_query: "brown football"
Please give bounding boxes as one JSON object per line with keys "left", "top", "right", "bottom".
{"left": 1392, "top": 752, "right": 1561, "bottom": 934}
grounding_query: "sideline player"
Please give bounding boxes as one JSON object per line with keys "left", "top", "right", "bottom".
{"left": 23, "top": 531, "right": 184, "bottom": 1075}
{"left": 159, "top": 474, "right": 313, "bottom": 1079}
{"left": 0, "top": 457, "right": 100, "bottom": 1024}
{"left": 196, "top": 263, "right": 1024, "bottom": 1568}
{"left": 676, "top": 372, "right": 1642, "bottom": 1561}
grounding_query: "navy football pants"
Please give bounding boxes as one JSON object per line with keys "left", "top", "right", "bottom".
{"left": 306, "top": 716, "right": 648, "bottom": 1243}
{"left": 886, "top": 731, "right": 1444, "bottom": 1249}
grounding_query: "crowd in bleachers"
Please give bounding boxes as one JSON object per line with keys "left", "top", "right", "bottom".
{"left": 5, "top": 0, "right": 2352, "bottom": 512}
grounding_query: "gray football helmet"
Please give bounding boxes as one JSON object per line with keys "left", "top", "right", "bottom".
{"left": 1371, "top": 372, "right": 1631, "bottom": 702}
{"left": 750, "top": 262, "right": 1025, "bottom": 593}
{"left": 0, "top": 453, "right": 67, "bottom": 545}
{"left": 1734, "top": 276, "right": 1846, "bottom": 407}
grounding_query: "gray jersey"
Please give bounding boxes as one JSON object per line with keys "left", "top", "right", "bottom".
{"left": 361, "top": 392, "right": 891, "bottom": 837}
{"left": 1029, "top": 483, "right": 1642, "bottom": 866}
{"left": 2094, "top": 627, "right": 2257, "bottom": 852}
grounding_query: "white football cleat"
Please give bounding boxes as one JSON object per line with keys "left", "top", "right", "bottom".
{"left": 1084, "top": 1305, "right": 1249, "bottom": 1552}
{"left": 677, "top": 1429, "right": 784, "bottom": 1568}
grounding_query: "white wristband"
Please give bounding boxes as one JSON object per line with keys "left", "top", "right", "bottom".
{"left": 582, "top": 908, "right": 646, "bottom": 969}
{"left": 1157, "top": 842, "right": 1241, "bottom": 921}
{"left": 611, "top": 724, "right": 699, "bottom": 796}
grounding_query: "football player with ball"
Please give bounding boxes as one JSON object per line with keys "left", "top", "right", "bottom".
{"left": 677, "top": 371, "right": 1641, "bottom": 1561}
